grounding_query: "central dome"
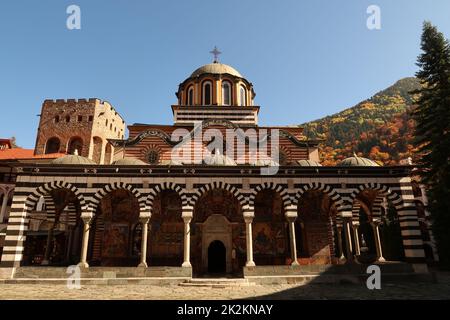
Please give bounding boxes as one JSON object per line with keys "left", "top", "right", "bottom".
{"left": 190, "top": 62, "right": 243, "bottom": 78}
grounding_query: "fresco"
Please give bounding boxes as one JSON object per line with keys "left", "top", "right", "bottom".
{"left": 149, "top": 190, "right": 183, "bottom": 265}
{"left": 102, "top": 224, "right": 129, "bottom": 258}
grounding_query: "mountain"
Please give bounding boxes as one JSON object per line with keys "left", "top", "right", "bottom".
{"left": 300, "top": 77, "right": 421, "bottom": 165}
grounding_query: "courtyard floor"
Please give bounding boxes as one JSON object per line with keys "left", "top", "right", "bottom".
{"left": 1, "top": 272, "right": 450, "bottom": 300}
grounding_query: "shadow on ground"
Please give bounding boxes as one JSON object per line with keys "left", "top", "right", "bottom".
{"left": 247, "top": 264, "right": 449, "bottom": 300}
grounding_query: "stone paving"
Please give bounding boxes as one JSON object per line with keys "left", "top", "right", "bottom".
{"left": 1, "top": 272, "right": 450, "bottom": 300}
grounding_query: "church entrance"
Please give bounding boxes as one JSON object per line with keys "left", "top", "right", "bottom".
{"left": 208, "top": 240, "right": 226, "bottom": 273}
{"left": 192, "top": 189, "right": 246, "bottom": 276}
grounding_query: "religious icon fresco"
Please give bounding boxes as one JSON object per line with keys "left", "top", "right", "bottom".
{"left": 102, "top": 224, "right": 129, "bottom": 258}
{"left": 149, "top": 190, "right": 183, "bottom": 265}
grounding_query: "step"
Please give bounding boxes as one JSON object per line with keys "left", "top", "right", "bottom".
{"left": 1, "top": 277, "right": 190, "bottom": 285}
{"left": 179, "top": 278, "right": 255, "bottom": 287}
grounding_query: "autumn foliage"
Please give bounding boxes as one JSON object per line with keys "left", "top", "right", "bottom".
{"left": 301, "top": 77, "right": 421, "bottom": 165}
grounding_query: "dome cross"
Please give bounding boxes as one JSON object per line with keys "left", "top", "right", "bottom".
{"left": 209, "top": 46, "right": 222, "bottom": 63}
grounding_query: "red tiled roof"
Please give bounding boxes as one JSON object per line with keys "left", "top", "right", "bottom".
{"left": 0, "top": 148, "right": 66, "bottom": 160}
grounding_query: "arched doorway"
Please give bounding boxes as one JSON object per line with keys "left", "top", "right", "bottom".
{"left": 208, "top": 240, "right": 226, "bottom": 273}
{"left": 192, "top": 188, "right": 245, "bottom": 275}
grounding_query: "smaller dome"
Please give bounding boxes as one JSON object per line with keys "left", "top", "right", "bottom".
{"left": 297, "top": 160, "right": 322, "bottom": 166}
{"left": 339, "top": 154, "right": 380, "bottom": 167}
{"left": 112, "top": 158, "right": 147, "bottom": 166}
{"left": 190, "top": 63, "right": 242, "bottom": 78}
{"left": 203, "top": 153, "right": 236, "bottom": 166}
{"left": 52, "top": 155, "right": 95, "bottom": 165}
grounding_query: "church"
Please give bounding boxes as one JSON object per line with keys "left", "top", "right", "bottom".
{"left": 0, "top": 52, "right": 435, "bottom": 281}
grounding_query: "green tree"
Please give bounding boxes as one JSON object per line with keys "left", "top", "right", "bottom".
{"left": 411, "top": 21, "right": 450, "bottom": 268}
{"left": 9, "top": 136, "right": 19, "bottom": 148}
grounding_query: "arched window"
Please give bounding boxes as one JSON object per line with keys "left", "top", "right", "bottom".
{"left": 45, "top": 137, "right": 61, "bottom": 154}
{"left": 187, "top": 86, "right": 194, "bottom": 106}
{"left": 240, "top": 86, "right": 247, "bottom": 106}
{"left": 68, "top": 137, "right": 83, "bottom": 155}
{"left": 222, "top": 81, "right": 232, "bottom": 106}
{"left": 202, "top": 81, "right": 212, "bottom": 105}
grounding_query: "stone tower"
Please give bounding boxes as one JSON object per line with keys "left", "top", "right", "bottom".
{"left": 34, "top": 99, "right": 125, "bottom": 164}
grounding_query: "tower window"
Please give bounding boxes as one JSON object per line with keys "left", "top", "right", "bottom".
{"left": 240, "top": 86, "right": 247, "bottom": 106}
{"left": 78, "top": 115, "right": 83, "bottom": 122}
{"left": 45, "top": 137, "right": 61, "bottom": 154}
{"left": 202, "top": 81, "right": 212, "bottom": 105}
{"left": 68, "top": 137, "right": 83, "bottom": 155}
{"left": 222, "top": 81, "right": 232, "bottom": 106}
{"left": 187, "top": 86, "right": 194, "bottom": 105}
{"left": 54, "top": 115, "right": 60, "bottom": 123}
{"left": 88, "top": 116, "right": 93, "bottom": 122}
{"left": 65, "top": 116, "right": 71, "bottom": 123}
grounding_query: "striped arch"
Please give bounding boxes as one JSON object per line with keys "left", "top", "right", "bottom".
{"left": 145, "top": 182, "right": 188, "bottom": 214}
{"left": 293, "top": 182, "right": 344, "bottom": 212}
{"left": 90, "top": 182, "right": 146, "bottom": 214}
{"left": 248, "top": 182, "right": 291, "bottom": 211}
{"left": 348, "top": 183, "right": 403, "bottom": 213}
{"left": 24, "top": 181, "right": 87, "bottom": 213}
{"left": 189, "top": 181, "right": 247, "bottom": 211}
{"left": 43, "top": 195, "right": 56, "bottom": 222}
{"left": 371, "top": 196, "right": 385, "bottom": 220}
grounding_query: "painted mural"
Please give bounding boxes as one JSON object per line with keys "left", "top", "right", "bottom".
{"left": 149, "top": 190, "right": 183, "bottom": 266}
{"left": 93, "top": 189, "right": 140, "bottom": 266}
{"left": 253, "top": 190, "right": 289, "bottom": 265}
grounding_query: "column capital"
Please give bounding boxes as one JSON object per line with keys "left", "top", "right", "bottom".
{"left": 286, "top": 215, "right": 297, "bottom": 223}
{"left": 182, "top": 210, "right": 193, "bottom": 219}
{"left": 139, "top": 213, "right": 151, "bottom": 224}
{"left": 285, "top": 210, "right": 297, "bottom": 221}
{"left": 81, "top": 212, "right": 94, "bottom": 223}
{"left": 340, "top": 211, "right": 353, "bottom": 219}
{"left": 244, "top": 215, "right": 254, "bottom": 223}
{"left": 342, "top": 216, "right": 353, "bottom": 223}
{"left": 182, "top": 215, "right": 192, "bottom": 223}
{"left": 371, "top": 220, "right": 381, "bottom": 227}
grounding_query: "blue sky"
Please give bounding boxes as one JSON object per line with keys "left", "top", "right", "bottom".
{"left": 1, "top": 0, "right": 450, "bottom": 149}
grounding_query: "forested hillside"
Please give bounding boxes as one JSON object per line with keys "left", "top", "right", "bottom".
{"left": 301, "top": 77, "right": 421, "bottom": 165}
